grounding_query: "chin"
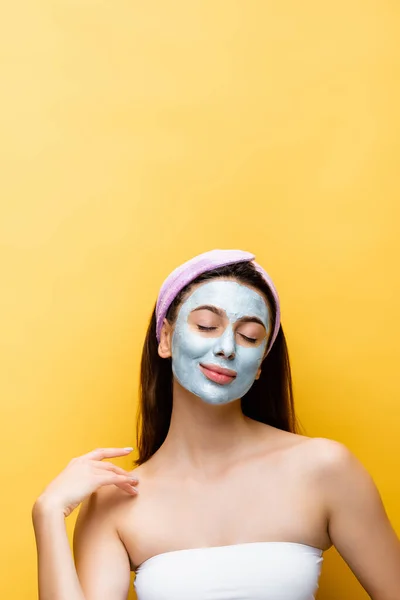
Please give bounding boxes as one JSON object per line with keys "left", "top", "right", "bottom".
{"left": 195, "top": 393, "right": 238, "bottom": 406}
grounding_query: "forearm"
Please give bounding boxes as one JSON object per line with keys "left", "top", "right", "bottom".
{"left": 32, "top": 502, "right": 86, "bottom": 600}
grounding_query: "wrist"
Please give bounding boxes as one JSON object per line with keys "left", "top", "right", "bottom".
{"left": 32, "top": 495, "right": 66, "bottom": 522}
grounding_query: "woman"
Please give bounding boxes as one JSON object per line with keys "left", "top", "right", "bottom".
{"left": 32, "top": 249, "right": 400, "bottom": 600}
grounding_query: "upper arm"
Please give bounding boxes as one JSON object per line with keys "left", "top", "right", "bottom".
{"left": 73, "top": 488, "right": 131, "bottom": 600}
{"left": 316, "top": 438, "right": 400, "bottom": 600}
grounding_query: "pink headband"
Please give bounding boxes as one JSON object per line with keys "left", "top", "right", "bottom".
{"left": 155, "top": 249, "right": 281, "bottom": 354}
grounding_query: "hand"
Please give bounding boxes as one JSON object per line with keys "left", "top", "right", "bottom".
{"left": 32, "top": 447, "right": 139, "bottom": 518}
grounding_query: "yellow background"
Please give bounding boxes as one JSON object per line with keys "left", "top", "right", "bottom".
{"left": 1, "top": 2, "right": 399, "bottom": 598}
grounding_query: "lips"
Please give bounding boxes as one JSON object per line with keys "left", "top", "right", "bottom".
{"left": 201, "top": 364, "right": 237, "bottom": 377}
{"left": 199, "top": 363, "right": 237, "bottom": 385}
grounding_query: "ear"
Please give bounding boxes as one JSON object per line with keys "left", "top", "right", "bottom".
{"left": 255, "top": 367, "right": 262, "bottom": 380}
{"left": 158, "top": 318, "right": 173, "bottom": 358}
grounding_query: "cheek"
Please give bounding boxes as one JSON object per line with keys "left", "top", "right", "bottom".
{"left": 236, "top": 343, "right": 266, "bottom": 371}
{"left": 172, "top": 320, "right": 214, "bottom": 359}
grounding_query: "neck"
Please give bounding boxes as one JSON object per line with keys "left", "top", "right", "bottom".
{"left": 159, "top": 379, "right": 257, "bottom": 477}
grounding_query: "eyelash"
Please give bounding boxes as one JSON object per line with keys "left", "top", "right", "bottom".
{"left": 197, "top": 325, "right": 257, "bottom": 344}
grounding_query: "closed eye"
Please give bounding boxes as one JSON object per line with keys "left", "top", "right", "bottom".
{"left": 240, "top": 334, "right": 257, "bottom": 343}
{"left": 197, "top": 325, "right": 257, "bottom": 343}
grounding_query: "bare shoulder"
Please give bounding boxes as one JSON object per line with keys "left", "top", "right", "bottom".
{"left": 300, "top": 436, "right": 361, "bottom": 474}
{"left": 288, "top": 435, "right": 360, "bottom": 480}
{"left": 257, "top": 424, "right": 323, "bottom": 457}
{"left": 262, "top": 431, "right": 359, "bottom": 483}
{"left": 307, "top": 436, "right": 352, "bottom": 456}
{"left": 297, "top": 437, "right": 390, "bottom": 534}
{"left": 298, "top": 435, "right": 349, "bottom": 456}
{"left": 78, "top": 464, "right": 141, "bottom": 522}
{"left": 303, "top": 439, "right": 400, "bottom": 596}
{"left": 77, "top": 485, "right": 121, "bottom": 525}
{"left": 302, "top": 436, "right": 384, "bottom": 511}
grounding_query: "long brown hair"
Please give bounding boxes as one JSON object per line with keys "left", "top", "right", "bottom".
{"left": 135, "top": 260, "right": 304, "bottom": 466}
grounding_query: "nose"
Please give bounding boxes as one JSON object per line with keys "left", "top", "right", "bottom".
{"left": 213, "top": 325, "right": 236, "bottom": 360}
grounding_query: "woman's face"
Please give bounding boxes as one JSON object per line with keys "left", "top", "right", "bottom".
{"left": 169, "top": 279, "right": 271, "bottom": 405}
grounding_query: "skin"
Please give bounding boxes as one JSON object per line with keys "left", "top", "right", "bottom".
{"left": 73, "top": 277, "right": 400, "bottom": 600}
{"left": 170, "top": 279, "right": 270, "bottom": 404}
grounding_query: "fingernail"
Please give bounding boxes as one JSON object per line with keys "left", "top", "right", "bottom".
{"left": 124, "top": 447, "right": 134, "bottom": 451}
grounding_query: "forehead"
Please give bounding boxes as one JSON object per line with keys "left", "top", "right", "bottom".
{"left": 178, "top": 279, "right": 270, "bottom": 325}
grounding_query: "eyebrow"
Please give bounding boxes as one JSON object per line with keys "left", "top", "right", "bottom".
{"left": 191, "top": 305, "right": 266, "bottom": 328}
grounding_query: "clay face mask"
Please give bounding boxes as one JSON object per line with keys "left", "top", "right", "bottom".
{"left": 170, "top": 280, "right": 270, "bottom": 405}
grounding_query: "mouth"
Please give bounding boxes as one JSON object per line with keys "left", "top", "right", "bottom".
{"left": 199, "top": 363, "right": 237, "bottom": 385}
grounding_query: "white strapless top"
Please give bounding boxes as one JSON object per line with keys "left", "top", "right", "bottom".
{"left": 134, "top": 541, "right": 324, "bottom": 600}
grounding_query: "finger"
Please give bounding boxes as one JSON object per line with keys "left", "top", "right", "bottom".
{"left": 99, "top": 474, "right": 139, "bottom": 495}
{"left": 115, "top": 481, "right": 139, "bottom": 496}
{"left": 87, "top": 447, "right": 134, "bottom": 460}
{"left": 94, "top": 462, "right": 139, "bottom": 482}
{"left": 100, "top": 472, "right": 138, "bottom": 488}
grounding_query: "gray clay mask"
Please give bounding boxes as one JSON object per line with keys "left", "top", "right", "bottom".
{"left": 170, "top": 280, "right": 270, "bottom": 404}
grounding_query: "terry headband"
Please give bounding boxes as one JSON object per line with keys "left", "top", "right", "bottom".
{"left": 155, "top": 249, "right": 281, "bottom": 354}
